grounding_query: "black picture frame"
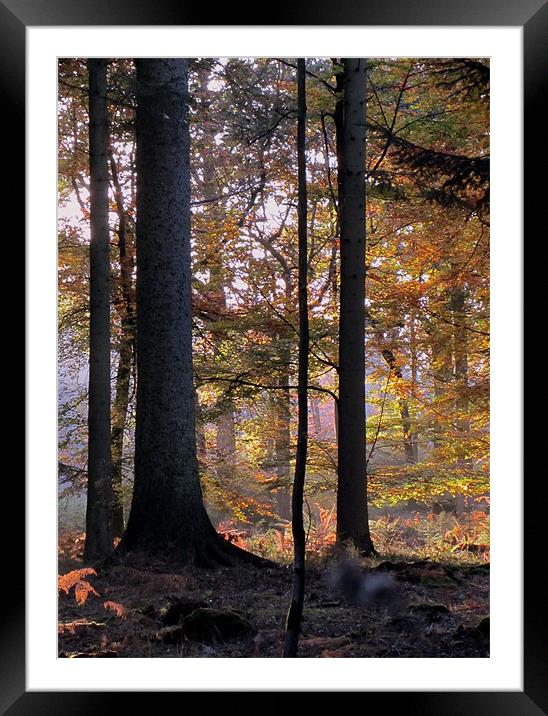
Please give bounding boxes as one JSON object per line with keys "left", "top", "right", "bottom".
{"left": 12, "top": 0, "right": 542, "bottom": 712}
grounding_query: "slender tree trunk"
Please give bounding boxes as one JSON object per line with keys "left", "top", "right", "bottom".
{"left": 284, "top": 58, "right": 309, "bottom": 657}
{"left": 216, "top": 409, "right": 237, "bottom": 461}
{"left": 109, "top": 149, "right": 135, "bottom": 537}
{"left": 272, "top": 274, "right": 293, "bottom": 521}
{"left": 332, "top": 59, "right": 344, "bottom": 216}
{"left": 451, "top": 285, "right": 469, "bottom": 517}
{"left": 430, "top": 326, "right": 453, "bottom": 448}
{"left": 118, "top": 59, "right": 258, "bottom": 566}
{"left": 274, "top": 376, "right": 292, "bottom": 521}
{"left": 380, "top": 347, "right": 416, "bottom": 464}
{"left": 451, "top": 285, "right": 470, "bottom": 467}
{"left": 110, "top": 333, "right": 132, "bottom": 536}
{"left": 398, "top": 398, "right": 416, "bottom": 464}
{"left": 311, "top": 398, "right": 322, "bottom": 434}
{"left": 200, "top": 157, "right": 238, "bottom": 474}
{"left": 195, "top": 388, "right": 207, "bottom": 463}
{"left": 327, "top": 59, "right": 344, "bottom": 304}
{"left": 212, "top": 283, "right": 237, "bottom": 478}
{"left": 409, "top": 310, "right": 419, "bottom": 462}
{"left": 84, "top": 58, "right": 113, "bottom": 561}
{"left": 336, "top": 59, "right": 375, "bottom": 554}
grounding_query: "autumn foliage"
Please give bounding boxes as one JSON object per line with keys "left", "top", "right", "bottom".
{"left": 58, "top": 57, "right": 490, "bottom": 571}
{"left": 58, "top": 568, "right": 99, "bottom": 605}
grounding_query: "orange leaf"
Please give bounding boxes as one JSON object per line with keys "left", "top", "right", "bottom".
{"left": 103, "top": 600, "right": 127, "bottom": 618}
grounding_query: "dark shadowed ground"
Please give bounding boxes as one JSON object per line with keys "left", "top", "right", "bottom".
{"left": 58, "top": 553, "right": 489, "bottom": 658}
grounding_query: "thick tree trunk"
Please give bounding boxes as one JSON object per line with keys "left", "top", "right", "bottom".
{"left": 336, "top": 59, "right": 375, "bottom": 554}
{"left": 118, "top": 59, "right": 256, "bottom": 566}
{"left": 84, "top": 59, "right": 113, "bottom": 561}
{"left": 284, "top": 58, "right": 309, "bottom": 658}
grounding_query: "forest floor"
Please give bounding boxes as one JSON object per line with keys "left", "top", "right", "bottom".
{"left": 58, "top": 535, "right": 489, "bottom": 659}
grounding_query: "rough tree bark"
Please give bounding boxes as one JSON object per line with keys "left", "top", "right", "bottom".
{"left": 336, "top": 59, "right": 375, "bottom": 554}
{"left": 118, "top": 59, "right": 259, "bottom": 566}
{"left": 84, "top": 58, "right": 114, "bottom": 562}
{"left": 284, "top": 58, "right": 309, "bottom": 657}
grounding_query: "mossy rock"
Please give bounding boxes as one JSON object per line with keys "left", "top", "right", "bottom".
{"left": 181, "top": 608, "right": 254, "bottom": 643}
{"left": 161, "top": 598, "right": 208, "bottom": 626}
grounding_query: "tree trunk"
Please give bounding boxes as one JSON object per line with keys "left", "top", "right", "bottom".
{"left": 429, "top": 297, "right": 453, "bottom": 450}
{"left": 451, "top": 285, "right": 470, "bottom": 516}
{"left": 451, "top": 285, "right": 470, "bottom": 468}
{"left": 311, "top": 398, "right": 322, "bottom": 434}
{"left": 336, "top": 59, "right": 375, "bottom": 554}
{"left": 398, "top": 397, "right": 416, "bottom": 464}
{"left": 216, "top": 410, "right": 237, "bottom": 462}
{"left": 195, "top": 388, "right": 207, "bottom": 463}
{"left": 380, "top": 347, "right": 416, "bottom": 464}
{"left": 272, "top": 274, "right": 293, "bottom": 521}
{"left": 211, "top": 281, "right": 237, "bottom": 477}
{"left": 110, "top": 339, "right": 131, "bottom": 537}
{"left": 284, "top": 58, "right": 309, "bottom": 657}
{"left": 118, "top": 59, "right": 256, "bottom": 566}
{"left": 408, "top": 310, "right": 419, "bottom": 462}
{"left": 261, "top": 384, "right": 291, "bottom": 520}
{"left": 109, "top": 149, "right": 135, "bottom": 537}
{"left": 272, "top": 380, "right": 292, "bottom": 521}
{"left": 198, "top": 146, "right": 238, "bottom": 474}
{"left": 84, "top": 59, "right": 113, "bottom": 561}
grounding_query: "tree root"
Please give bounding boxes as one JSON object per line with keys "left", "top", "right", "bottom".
{"left": 100, "top": 530, "right": 275, "bottom": 571}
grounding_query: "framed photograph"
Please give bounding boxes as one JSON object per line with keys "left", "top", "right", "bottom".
{"left": 11, "top": 0, "right": 542, "bottom": 711}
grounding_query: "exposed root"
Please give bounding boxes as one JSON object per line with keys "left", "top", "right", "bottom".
{"left": 101, "top": 530, "right": 274, "bottom": 571}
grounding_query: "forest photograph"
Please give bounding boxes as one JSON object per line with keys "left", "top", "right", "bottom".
{"left": 57, "top": 56, "right": 490, "bottom": 660}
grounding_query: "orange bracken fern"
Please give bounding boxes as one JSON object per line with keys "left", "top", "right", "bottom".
{"left": 58, "top": 568, "right": 100, "bottom": 605}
